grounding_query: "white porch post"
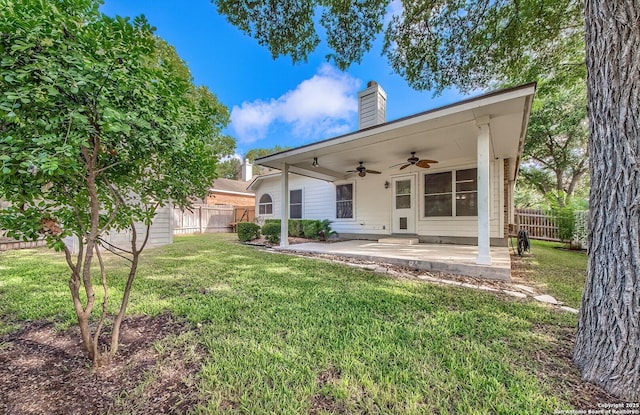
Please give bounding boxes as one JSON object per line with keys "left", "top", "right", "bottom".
{"left": 476, "top": 117, "right": 492, "bottom": 265}
{"left": 280, "top": 163, "right": 289, "bottom": 247}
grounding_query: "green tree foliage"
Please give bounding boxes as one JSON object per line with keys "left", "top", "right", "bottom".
{"left": 213, "top": 0, "right": 583, "bottom": 92}
{"left": 215, "top": 0, "right": 387, "bottom": 69}
{"left": 0, "top": 0, "right": 232, "bottom": 363}
{"left": 245, "top": 145, "right": 291, "bottom": 175}
{"left": 216, "top": 157, "right": 242, "bottom": 179}
{"left": 520, "top": 81, "right": 589, "bottom": 207}
{"left": 384, "top": 0, "right": 585, "bottom": 93}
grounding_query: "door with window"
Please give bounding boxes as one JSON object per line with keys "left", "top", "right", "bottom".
{"left": 392, "top": 176, "right": 415, "bottom": 234}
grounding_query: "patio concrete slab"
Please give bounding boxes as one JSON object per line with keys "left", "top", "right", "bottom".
{"left": 277, "top": 240, "right": 511, "bottom": 281}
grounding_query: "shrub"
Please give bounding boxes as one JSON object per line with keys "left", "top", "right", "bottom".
{"left": 318, "top": 219, "right": 336, "bottom": 240}
{"left": 553, "top": 206, "right": 575, "bottom": 243}
{"left": 301, "top": 220, "right": 320, "bottom": 239}
{"left": 237, "top": 222, "right": 261, "bottom": 242}
{"left": 261, "top": 222, "right": 280, "bottom": 244}
{"left": 288, "top": 220, "right": 303, "bottom": 237}
{"left": 255, "top": 219, "right": 334, "bottom": 241}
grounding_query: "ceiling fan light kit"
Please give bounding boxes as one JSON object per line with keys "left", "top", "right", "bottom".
{"left": 392, "top": 151, "right": 438, "bottom": 170}
{"left": 346, "top": 161, "right": 381, "bottom": 177}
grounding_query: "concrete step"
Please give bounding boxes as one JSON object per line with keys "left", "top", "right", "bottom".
{"left": 377, "top": 237, "right": 419, "bottom": 246}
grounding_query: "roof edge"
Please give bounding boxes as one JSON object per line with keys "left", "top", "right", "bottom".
{"left": 255, "top": 82, "right": 537, "bottom": 165}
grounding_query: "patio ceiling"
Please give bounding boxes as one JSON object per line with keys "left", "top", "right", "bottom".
{"left": 254, "top": 83, "right": 536, "bottom": 183}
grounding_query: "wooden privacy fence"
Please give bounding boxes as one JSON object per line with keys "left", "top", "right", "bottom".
{"left": 173, "top": 205, "right": 235, "bottom": 235}
{"left": 233, "top": 205, "right": 255, "bottom": 224}
{"left": 514, "top": 208, "right": 589, "bottom": 247}
{"left": 514, "top": 208, "right": 560, "bottom": 241}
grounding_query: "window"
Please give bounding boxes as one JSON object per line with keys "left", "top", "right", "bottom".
{"left": 289, "top": 189, "right": 302, "bottom": 219}
{"left": 455, "top": 168, "right": 478, "bottom": 216}
{"left": 336, "top": 183, "right": 353, "bottom": 219}
{"left": 424, "top": 172, "right": 452, "bottom": 216}
{"left": 424, "top": 168, "right": 478, "bottom": 217}
{"left": 395, "top": 179, "right": 412, "bottom": 209}
{"left": 258, "top": 194, "right": 273, "bottom": 215}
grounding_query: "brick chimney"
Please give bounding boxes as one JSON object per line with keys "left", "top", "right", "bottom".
{"left": 357, "top": 81, "right": 386, "bottom": 130}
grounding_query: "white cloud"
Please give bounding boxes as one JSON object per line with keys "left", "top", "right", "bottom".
{"left": 230, "top": 64, "right": 361, "bottom": 144}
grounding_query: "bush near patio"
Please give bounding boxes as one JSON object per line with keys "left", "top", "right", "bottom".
{"left": 262, "top": 219, "right": 333, "bottom": 240}
{"left": 260, "top": 222, "right": 280, "bottom": 244}
{"left": 236, "top": 222, "right": 261, "bottom": 242}
{"left": 0, "top": 233, "right": 609, "bottom": 414}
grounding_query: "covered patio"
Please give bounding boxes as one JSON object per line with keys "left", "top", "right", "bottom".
{"left": 252, "top": 83, "right": 535, "bottom": 270}
{"left": 276, "top": 239, "right": 512, "bottom": 281}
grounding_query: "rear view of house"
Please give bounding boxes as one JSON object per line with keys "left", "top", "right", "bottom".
{"left": 248, "top": 82, "right": 535, "bottom": 267}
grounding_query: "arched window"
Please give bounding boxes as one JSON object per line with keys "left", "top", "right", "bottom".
{"left": 259, "top": 194, "right": 273, "bottom": 215}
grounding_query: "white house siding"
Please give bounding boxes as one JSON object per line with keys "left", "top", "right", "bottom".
{"left": 254, "top": 158, "right": 507, "bottom": 243}
{"left": 255, "top": 176, "right": 334, "bottom": 220}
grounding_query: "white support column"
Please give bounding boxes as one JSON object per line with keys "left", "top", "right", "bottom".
{"left": 280, "top": 163, "right": 289, "bottom": 247}
{"left": 476, "top": 117, "right": 492, "bottom": 265}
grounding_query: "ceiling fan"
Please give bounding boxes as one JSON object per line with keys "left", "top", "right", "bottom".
{"left": 392, "top": 151, "right": 439, "bottom": 170}
{"left": 346, "top": 161, "right": 381, "bottom": 177}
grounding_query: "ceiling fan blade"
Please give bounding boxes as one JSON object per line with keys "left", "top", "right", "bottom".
{"left": 416, "top": 160, "right": 433, "bottom": 168}
{"left": 390, "top": 162, "right": 406, "bottom": 168}
{"left": 366, "top": 170, "right": 381, "bottom": 174}
{"left": 420, "top": 159, "right": 438, "bottom": 164}
{"left": 399, "top": 164, "right": 410, "bottom": 170}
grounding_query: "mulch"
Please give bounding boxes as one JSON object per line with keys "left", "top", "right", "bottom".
{"left": 0, "top": 315, "right": 204, "bottom": 415}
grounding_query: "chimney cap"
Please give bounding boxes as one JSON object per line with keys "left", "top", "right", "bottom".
{"left": 367, "top": 80, "right": 378, "bottom": 88}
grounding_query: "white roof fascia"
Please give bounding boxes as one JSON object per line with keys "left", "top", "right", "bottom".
{"left": 208, "top": 189, "right": 254, "bottom": 197}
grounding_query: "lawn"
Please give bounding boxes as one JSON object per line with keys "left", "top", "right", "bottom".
{"left": 512, "top": 239, "right": 587, "bottom": 309}
{"left": 0, "top": 234, "right": 601, "bottom": 414}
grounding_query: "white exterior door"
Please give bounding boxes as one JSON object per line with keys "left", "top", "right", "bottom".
{"left": 392, "top": 176, "right": 416, "bottom": 234}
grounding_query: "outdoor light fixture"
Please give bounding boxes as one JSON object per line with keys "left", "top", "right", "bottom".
{"left": 312, "top": 157, "right": 319, "bottom": 167}
{"left": 384, "top": 181, "right": 390, "bottom": 189}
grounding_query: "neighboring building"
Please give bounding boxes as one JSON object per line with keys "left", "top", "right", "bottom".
{"left": 206, "top": 177, "right": 255, "bottom": 207}
{"left": 205, "top": 160, "right": 256, "bottom": 227}
{"left": 248, "top": 81, "right": 536, "bottom": 266}
{"left": 206, "top": 159, "right": 255, "bottom": 206}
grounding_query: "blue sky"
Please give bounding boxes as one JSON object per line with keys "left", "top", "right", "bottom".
{"left": 101, "top": 1, "right": 467, "bottom": 158}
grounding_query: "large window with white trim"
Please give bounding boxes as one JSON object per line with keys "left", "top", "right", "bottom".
{"left": 336, "top": 183, "right": 353, "bottom": 219}
{"left": 424, "top": 168, "right": 477, "bottom": 217}
{"left": 258, "top": 194, "right": 273, "bottom": 215}
{"left": 289, "top": 189, "right": 302, "bottom": 219}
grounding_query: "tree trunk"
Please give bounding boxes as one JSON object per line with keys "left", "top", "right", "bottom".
{"left": 573, "top": 1, "right": 640, "bottom": 401}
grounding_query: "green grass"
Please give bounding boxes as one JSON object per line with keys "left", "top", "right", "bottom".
{"left": 515, "top": 239, "right": 587, "bottom": 308}
{"left": 0, "top": 234, "right": 583, "bottom": 414}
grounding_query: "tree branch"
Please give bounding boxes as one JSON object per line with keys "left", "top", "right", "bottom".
{"left": 95, "top": 160, "right": 124, "bottom": 175}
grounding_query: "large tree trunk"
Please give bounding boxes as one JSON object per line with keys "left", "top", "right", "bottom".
{"left": 573, "top": 1, "right": 640, "bottom": 401}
